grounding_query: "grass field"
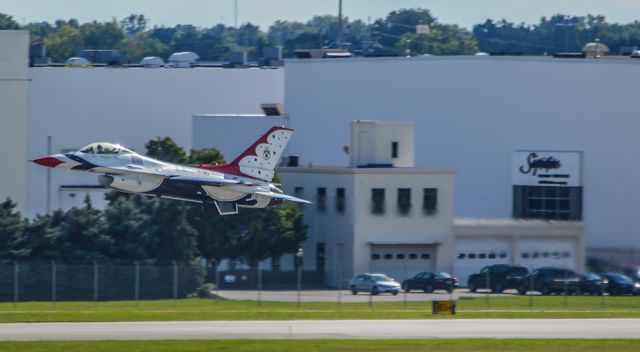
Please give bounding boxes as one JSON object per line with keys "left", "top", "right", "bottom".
{"left": 1, "top": 296, "right": 640, "bottom": 322}
{"left": 0, "top": 339, "right": 639, "bottom": 352}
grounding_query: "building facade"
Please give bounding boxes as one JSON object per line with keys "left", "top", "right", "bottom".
{"left": 283, "top": 56, "right": 640, "bottom": 264}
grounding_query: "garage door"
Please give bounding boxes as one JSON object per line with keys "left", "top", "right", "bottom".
{"left": 454, "top": 239, "right": 511, "bottom": 286}
{"left": 515, "top": 239, "right": 577, "bottom": 270}
{"left": 369, "top": 245, "right": 435, "bottom": 282}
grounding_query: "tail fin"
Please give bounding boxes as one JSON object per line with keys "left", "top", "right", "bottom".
{"left": 229, "top": 126, "right": 294, "bottom": 182}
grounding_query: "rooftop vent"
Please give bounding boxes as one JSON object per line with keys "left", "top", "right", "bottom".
{"left": 140, "top": 56, "right": 164, "bottom": 68}
{"left": 228, "top": 51, "right": 248, "bottom": 67}
{"left": 168, "top": 52, "right": 199, "bottom": 68}
{"left": 65, "top": 57, "right": 91, "bottom": 67}
{"left": 77, "top": 49, "right": 126, "bottom": 65}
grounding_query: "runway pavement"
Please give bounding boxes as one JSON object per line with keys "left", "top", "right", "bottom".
{"left": 1, "top": 319, "right": 639, "bottom": 341}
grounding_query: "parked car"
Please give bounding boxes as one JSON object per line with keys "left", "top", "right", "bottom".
{"left": 578, "top": 272, "right": 607, "bottom": 295}
{"left": 603, "top": 272, "right": 640, "bottom": 295}
{"left": 516, "top": 267, "right": 580, "bottom": 295}
{"left": 349, "top": 273, "right": 401, "bottom": 295}
{"left": 622, "top": 266, "right": 640, "bottom": 283}
{"left": 467, "top": 264, "right": 529, "bottom": 293}
{"left": 402, "top": 272, "right": 459, "bottom": 293}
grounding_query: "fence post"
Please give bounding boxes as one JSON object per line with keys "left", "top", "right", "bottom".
{"left": 13, "top": 261, "right": 19, "bottom": 308}
{"left": 215, "top": 263, "right": 220, "bottom": 309}
{"left": 485, "top": 270, "right": 490, "bottom": 307}
{"left": 528, "top": 272, "right": 533, "bottom": 308}
{"left": 172, "top": 261, "right": 178, "bottom": 307}
{"left": 134, "top": 261, "right": 140, "bottom": 307}
{"left": 51, "top": 260, "right": 56, "bottom": 307}
{"left": 403, "top": 263, "right": 407, "bottom": 308}
{"left": 257, "top": 266, "right": 262, "bottom": 307}
{"left": 297, "top": 263, "right": 302, "bottom": 308}
{"left": 93, "top": 261, "right": 98, "bottom": 306}
{"left": 563, "top": 270, "right": 568, "bottom": 308}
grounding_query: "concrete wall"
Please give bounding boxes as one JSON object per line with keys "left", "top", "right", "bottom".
{"left": 284, "top": 56, "right": 640, "bottom": 249}
{"left": 27, "top": 67, "right": 283, "bottom": 217}
{"left": 0, "top": 31, "right": 29, "bottom": 213}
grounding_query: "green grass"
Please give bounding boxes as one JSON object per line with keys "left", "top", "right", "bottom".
{"left": 0, "top": 339, "right": 639, "bottom": 352}
{"left": 0, "top": 296, "right": 639, "bottom": 322}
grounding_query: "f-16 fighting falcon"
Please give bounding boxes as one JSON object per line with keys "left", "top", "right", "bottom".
{"left": 31, "top": 126, "right": 310, "bottom": 215}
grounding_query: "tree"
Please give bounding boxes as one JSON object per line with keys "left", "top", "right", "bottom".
{"left": 120, "top": 14, "right": 148, "bottom": 35}
{"left": 187, "top": 148, "right": 225, "bottom": 165}
{"left": 0, "top": 13, "right": 20, "bottom": 30}
{"left": 43, "top": 24, "right": 84, "bottom": 62}
{"left": 145, "top": 136, "right": 187, "bottom": 163}
{"left": 397, "top": 24, "right": 479, "bottom": 55}
{"left": 79, "top": 20, "right": 124, "bottom": 50}
{"left": 0, "top": 198, "right": 26, "bottom": 262}
{"left": 50, "top": 196, "right": 109, "bottom": 263}
{"left": 103, "top": 196, "right": 151, "bottom": 261}
{"left": 142, "top": 199, "right": 198, "bottom": 263}
{"left": 372, "top": 8, "right": 437, "bottom": 48}
{"left": 117, "top": 31, "right": 168, "bottom": 63}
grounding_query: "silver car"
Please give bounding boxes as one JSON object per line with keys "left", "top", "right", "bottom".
{"left": 349, "top": 273, "right": 401, "bottom": 295}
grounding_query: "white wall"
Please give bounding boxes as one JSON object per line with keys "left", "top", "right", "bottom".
{"left": 27, "top": 67, "right": 283, "bottom": 217}
{"left": 285, "top": 56, "right": 640, "bottom": 249}
{"left": 0, "top": 31, "right": 29, "bottom": 213}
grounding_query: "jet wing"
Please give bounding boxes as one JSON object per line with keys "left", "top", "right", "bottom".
{"left": 255, "top": 191, "right": 312, "bottom": 204}
{"left": 106, "top": 166, "right": 241, "bottom": 186}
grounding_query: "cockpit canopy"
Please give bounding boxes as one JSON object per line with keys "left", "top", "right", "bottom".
{"left": 78, "top": 142, "right": 133, "bottom": 155}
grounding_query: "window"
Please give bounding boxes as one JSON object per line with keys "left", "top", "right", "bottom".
{"left": 317, "top": 188, "right": 326, "bottom": 212}
{"left": 499, "top": 252, "right": 507, "bottom": 259}
{"left": 423, "top": 188, "right": 438, "bottom": 215}
{"left": 294, "top": 187, "right": 304, "bottom": 198}
{"left": 521, "top": 252, "right": 530, "bottom": 259}
{"left": 513, "top": 185, "right": 582, "bottom": 220}
{"left": 316, "top": 243, "right": 325, "bottom": 272}
{"left": 371, "top": 188, "right": 385, "bottom": 215}
{"left": 457, "top": 253, "right": 466, "bottom": 259}
{"left": 384, "top": 254, "right": 393, "bottom": 260}
{"left": 468, "top": 253, "right": 476, "bottom": 259}
{"left": 391, "top": 141, "right": 399, "bottom": 158}
{"left": 396, "top": 254, "right": 405, "bottom": 259}
{"left": 336, "top": 188, "right": 345, "bottom": 213}
{"left": 478, "top": 253, "right": 486, "bottom": 259}
{"left": 397, "top": 188, "right": 411, "bottom": 215}
{"left": 421, "top": 253, "right": 431, "bottom": 260}
{"left": 488, "top": 252, "right": 497, "bottom": 259}
{"left": 409, "top": 254, "right": 418, "bottom": 259}
{"left": 371, "top": 254, "right": 381, "bottom": 260}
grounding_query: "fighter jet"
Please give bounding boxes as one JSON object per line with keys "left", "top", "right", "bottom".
{"left": 32, "top": 126, "right": 310, "bottom": 215}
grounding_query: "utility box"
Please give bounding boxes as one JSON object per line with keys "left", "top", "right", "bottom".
{"left": 350, "top": 120, "right": 414, "bottom": 168}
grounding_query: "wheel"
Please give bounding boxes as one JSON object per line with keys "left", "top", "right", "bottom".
{"left": 424, "top": 285, "right": 434, "bottom": 293}
{"left": 517, "top": 284, "right": 527, "bottom": 295}
{"left": 446, "top": 287, "right": 453, "bottom": 294}
{"left": 541, "top": 285, "right": 551, "bottom": 296}
{"left": 370, "top": 286, "right": 379, "bottom": 295}
{"left": 392, "top": 291, "right": 399, "bottom": 296}
{"left": 403, "top": 283, "right": 411, "bottom": 293}
{"left": 350, "top": 285, "right": 358, "bottom": 295}
{"left": 468, "top": 282, "right": 477, "bottom": 293}
{"left": 492, "top": 283, "right": 503, "bottom": 294}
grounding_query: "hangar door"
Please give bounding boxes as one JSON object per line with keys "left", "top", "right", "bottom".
{"left": 454, "top": 239, "right": 511, "bottom": 286}
{"left": 369, "top": 245, "right": 435, "bottom": 282}
{"left": 515, "top": 239, "right": 577, "bottom": 270}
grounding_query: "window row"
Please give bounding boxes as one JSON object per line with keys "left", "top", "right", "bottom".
{"left": 457, "top": 252, "right": 508, "bottom": 260}
{"left": 371, "top": 253, "right": 432, "bottom": 260}
{"left": 521, "top": 251, "right": 571, "bottom": 259}
{"left": 295, "top": 187, "right": 439, "bottom": 216}
{"left": 372, "top": 188, "right": 438, "bottom": 216}
{"left": 513, "top": 186, "right": 582, "bottom": 221}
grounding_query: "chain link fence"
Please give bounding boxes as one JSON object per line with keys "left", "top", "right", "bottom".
{"left": 0, "top": 262, "right": 637, "bottom": 311}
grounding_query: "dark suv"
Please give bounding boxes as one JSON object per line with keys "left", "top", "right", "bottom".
{"left": 467, "top": 264, "right": 529, "bottom": 293}
{"left": 516, "top": 267, "right": 580, "bottom": 295}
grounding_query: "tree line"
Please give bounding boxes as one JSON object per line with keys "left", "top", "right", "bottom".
{"left": 0, "top": 137, "right": 307, "bottom": 266}
{"left": 2, "top": 9, "right": 639, "bottom": 63}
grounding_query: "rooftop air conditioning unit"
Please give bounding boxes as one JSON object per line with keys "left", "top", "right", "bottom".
{"left": 65, "top": 57, "right": 91, "bottom": 67}
{"left": 140, "top": 56, "right": 165, "bottom": 68}
{"left": 168, "top": 52, "right": 199, "bottom": 68}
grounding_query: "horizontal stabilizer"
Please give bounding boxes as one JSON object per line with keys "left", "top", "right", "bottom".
{"left": 255, "top": 191, "right": 312, "bottom": 204}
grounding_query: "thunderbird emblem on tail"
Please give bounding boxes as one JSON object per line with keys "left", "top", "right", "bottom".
{"left": 31, "top": 126, "right": 310, "bottom": 215}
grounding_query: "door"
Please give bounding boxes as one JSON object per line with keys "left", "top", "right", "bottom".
{"left": 454, "top": 238, "right": 511, "bottom": 286}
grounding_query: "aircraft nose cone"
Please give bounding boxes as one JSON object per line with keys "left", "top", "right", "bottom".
{"left": 32, "top": 156, "right": 65, "bottom": 168}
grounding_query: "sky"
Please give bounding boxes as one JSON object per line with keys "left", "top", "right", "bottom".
{"left": 4, "top": 0, "right": 640, "bottom": 30}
